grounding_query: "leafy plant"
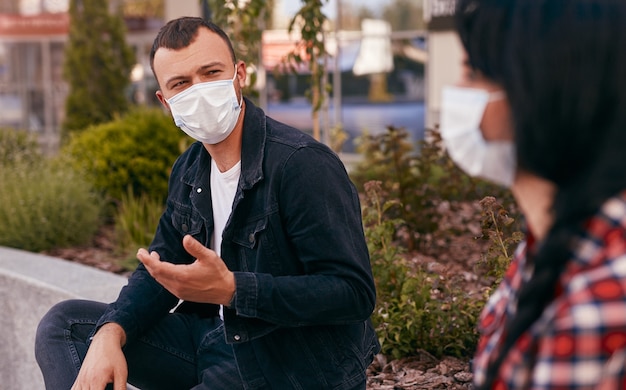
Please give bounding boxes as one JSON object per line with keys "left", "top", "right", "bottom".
{"left": 113, "top": 188, "right": 164, "bottom": 270}
{"left": 0, "top": 127, "right": 42, "bottom": 166}
{"left": 63, "top": 107, "right": 191, "bottom": 207}
{"left": 352, "top": 126, "right": 515, "bottom": 250}
{"left": 357, "top": 127, "right": 522, "bottom": 360}
{"left": 0, "top": 157, "right": 102, "bottom": 252}
{"left": 207, "top": 0, "right": 275, "bottom": 100}
{"left": 283, "top": 0, "right": 330, "bottom": 140}
{"left": 477, "top": 196, "right": 524, "bottom": 283}
{"left": 363, "top": 180, "right": 486, "bottom": 359}
{"left": 63, "top": 0, "right": 135, "bottom": 138}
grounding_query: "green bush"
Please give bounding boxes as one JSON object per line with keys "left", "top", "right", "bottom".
{"left": 0, "top": 127, "right": 42, "bottom": 166}
{"left": 114, "top": 189, "right": 164, "bottom": 270}
{"left": 63, "top": 107, "right": 191, "bottom": 205}
{"left": 351, "top": 127, "right": 515, "bottom": 250}
{"left": 363, "top": 181, "right": 487, "bottom": 359}
{"left": 355, "top": 127, "right": 522, "bottom": 360}
{"left": 0, "top": 157, "right": 102, "bottom": 252}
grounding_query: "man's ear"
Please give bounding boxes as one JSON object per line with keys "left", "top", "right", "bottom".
{"left": 156, "top": 90, "right": 170, "bottom": 111}
{"left": 235, "top": 60, "right": 247, "bottom": 89}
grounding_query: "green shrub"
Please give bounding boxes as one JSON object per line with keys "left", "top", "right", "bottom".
{"left": 0, "top": 158, "right": 102, "bottom": 252}
{"left": 114, "top": 189, "right": 164, "bottom": 270}
{"left": 351, "top": 126, "right": 515, "bottom": 250}
{"left": 355, "top": 127, "right": 522, "bottom": 360}
{"left": 363, "top": 181, "right": 487, "bottom": 359}
{"left": 63, "top": 107, "right": 191, "bottom": 205}
{"left": 0, "top": 127, "right": 42, "bottom": 166}
{"left": 477, "top": 196, "right": 524, "bottom": 284}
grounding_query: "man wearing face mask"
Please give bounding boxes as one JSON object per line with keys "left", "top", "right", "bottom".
{"left": 34, "top": 17, "right": 379, "bottom": 390}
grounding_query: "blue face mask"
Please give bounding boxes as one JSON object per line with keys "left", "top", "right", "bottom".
{"left": 439, "top": 86, "right": 516, "bottom": 187}
{"left": 166, "top": 68, "right": 242, "bottom": 144}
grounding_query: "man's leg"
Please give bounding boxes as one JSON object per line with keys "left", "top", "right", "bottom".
{"left": 35, "top": 299, "right": 199, "bottom": 390}
{"left": 35, "top": 299, "right": 109, "bottom": 389}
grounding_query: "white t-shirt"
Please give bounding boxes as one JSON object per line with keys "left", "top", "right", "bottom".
{"left": 210, "top": 158, "right": 241, "bottom": 319}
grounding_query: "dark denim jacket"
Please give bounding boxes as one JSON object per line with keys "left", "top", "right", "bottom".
{"left": 97, "top": 99, "right": 380, "bottom": 388}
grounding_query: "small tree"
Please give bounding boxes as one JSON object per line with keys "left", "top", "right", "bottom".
{"left": 284, "top": 0, "right": 329, "bottom": 141}
{"left": 62, "top": 0, "right": 135, "bottom": 140}
{"left": 206, "top": 0, "right": 328, "bottom": 140}
{"left": 205, "top": 0, "right": 275, "bottom": 100}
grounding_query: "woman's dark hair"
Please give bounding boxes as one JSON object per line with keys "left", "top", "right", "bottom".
{"left": 149, "top": 17, "right": 236, "bottom": 77}
{"left": 456, "top": 0, "right": 626, "bottom": 388}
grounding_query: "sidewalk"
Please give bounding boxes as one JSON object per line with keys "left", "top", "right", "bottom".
{"left": 0, "top": 246, "right": 129, "bottom": 389}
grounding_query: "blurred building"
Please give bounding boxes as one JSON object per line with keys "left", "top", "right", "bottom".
{"left": 0, "top": 0, "right": 199, "bottom": 153}
{"left": 0, "top": 8, "right": 69, "bottom": 152}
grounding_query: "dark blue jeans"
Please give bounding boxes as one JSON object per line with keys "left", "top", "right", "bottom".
{"left": 35, "top": 299, "right": 243, "bottom": 390}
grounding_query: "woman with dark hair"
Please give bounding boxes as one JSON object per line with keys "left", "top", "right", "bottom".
{"left": 439, "top": 0, "right": 626, "bottom": 388}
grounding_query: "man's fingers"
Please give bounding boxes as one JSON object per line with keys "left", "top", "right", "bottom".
{"left": 137, "top": 249, "right": 176, "bottom": 282}
{"left": 113, "top": 371, "right": 128, "bottom": 390}
{"left": 182, "top": 234, "right": 213, "bottom": 259}
{"left": 136, "top": 248, "right": 160, "bottom": 267}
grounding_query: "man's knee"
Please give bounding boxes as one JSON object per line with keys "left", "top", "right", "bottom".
{"left": 35, "top": 299, "right": 105, "bottom": 354}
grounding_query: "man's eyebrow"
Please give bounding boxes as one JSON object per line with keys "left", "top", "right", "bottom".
{"left": 196, "top": 61, "right": 226, "bottom": 73}
{"left": 164, "top": 75, "right": 187, "bottom": 88}
{"left": 164, "top": 62, "right": 227, "bottom": 88}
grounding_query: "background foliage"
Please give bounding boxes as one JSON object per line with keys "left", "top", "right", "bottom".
{"left": 63, "top": 0, "right": 135, "bottom": 138}
{"left": 351, "top": 127, "right": 517, "bottom": 252}
{"left": 63, "top": 107, "right": 191, "bottom": 207}
{"left": 113, "top": 188, "right": 164, "bottom": 269}
{"left": 0, "top": 128, "right": 102, "bottom": 251}
{"left": 352, "top": 127, "right": 522, "bottom": 359}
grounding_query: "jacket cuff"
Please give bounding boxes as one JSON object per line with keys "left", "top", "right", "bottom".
{"left": 232, "top": 271, "right": 258, "bottom": 316}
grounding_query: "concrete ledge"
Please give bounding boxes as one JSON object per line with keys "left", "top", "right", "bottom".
{"left": 0, "top": 246, "right": 129, "bottom": 390}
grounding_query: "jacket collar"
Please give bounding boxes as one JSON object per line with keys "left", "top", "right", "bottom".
{"left": 239, "top": 97, "right": 266, "bottom": 190}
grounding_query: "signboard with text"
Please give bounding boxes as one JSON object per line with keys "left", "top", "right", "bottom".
{"left": 0, "top": 13, "right": 69, "bottom": 36}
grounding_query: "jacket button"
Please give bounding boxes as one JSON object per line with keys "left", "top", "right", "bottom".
{"left": 196, "top": 188, "right": 202, "bottom": 193}
{"left": 248, "top": 233, "right": 255, "bottom": 243}
{"left": 181, "top": 223, "right": 189, "bottom": 232}
{"left": 234, "top": 334, "right": 241, "bottom": 341}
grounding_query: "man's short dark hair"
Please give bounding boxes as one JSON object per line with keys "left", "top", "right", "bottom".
{"left": 149, "top": 17, "right": 236, "bottom": 76}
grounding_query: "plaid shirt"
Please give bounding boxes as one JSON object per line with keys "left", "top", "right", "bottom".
{"left": 473, "top": 192, "right": 626, "bottom": 389}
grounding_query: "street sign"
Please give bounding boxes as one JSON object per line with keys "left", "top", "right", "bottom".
{"left": 424, "top": 0, "right": 457, "bottom": 31}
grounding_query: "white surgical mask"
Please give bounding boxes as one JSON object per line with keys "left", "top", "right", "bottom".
{"left": 439, "top": 86, "right": 516, "bottom": 187}
{"left": 166, "top": 68, "right": 242, "bottom": 144}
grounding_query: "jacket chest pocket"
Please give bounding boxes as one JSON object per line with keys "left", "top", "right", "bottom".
{"left": 170, "top": 202, "right": 204, "bottom": 239}
{"left": 232, "top": 217, "right": 281, "bottom": 273}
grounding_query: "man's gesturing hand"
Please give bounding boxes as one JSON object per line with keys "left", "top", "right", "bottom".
{"left": 137, "top": 235, "right": 236, "bottom": 306}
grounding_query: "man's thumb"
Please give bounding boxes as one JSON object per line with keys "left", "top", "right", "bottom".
{"left": 182, "top": 234, "right": 209, "bottom": 258}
